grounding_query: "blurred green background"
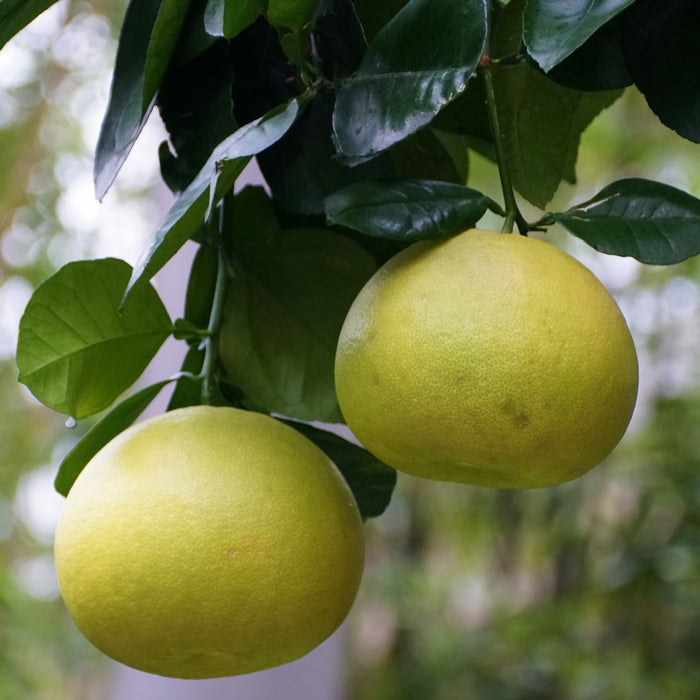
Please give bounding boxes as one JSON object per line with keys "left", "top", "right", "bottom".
{"left": 1, "top": 2, "right": 699, "bottom": 699}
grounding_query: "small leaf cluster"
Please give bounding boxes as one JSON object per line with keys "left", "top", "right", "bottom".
{"left": 9, "top": 0, "right": 700, "bottom": 513}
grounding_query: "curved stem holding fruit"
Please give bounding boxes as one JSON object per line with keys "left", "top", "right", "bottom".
{"left": 201, "top": 198, "right": 230, "bottom": 406}
{"left": 480, "top": 57, "right": 528, "bottom": 235}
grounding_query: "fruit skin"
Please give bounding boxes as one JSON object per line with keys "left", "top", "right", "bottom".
{"left": 53, "top": 406, "right": 364, "bottom": 679}
{"left": 335, "top": 229, "right": 638, "bottom": 489}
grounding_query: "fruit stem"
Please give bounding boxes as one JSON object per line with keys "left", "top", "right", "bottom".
{"left": 480, "top": 57, "right": 527, "bottom": 235}
{"left": 201, "top": 199, "right": 230, "bottom": 406}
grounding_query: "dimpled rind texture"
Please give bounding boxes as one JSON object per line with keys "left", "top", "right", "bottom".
{"left": 54, "top": 406, "right": 365, "bottom": 679}
{"left": 334, "top": 229, "right": 639, "bottom": 489}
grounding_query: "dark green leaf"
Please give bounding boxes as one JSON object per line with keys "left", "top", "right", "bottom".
{"left": 17, "top": 259, "right": 172, "bottom": 418}
{"left": 332, "top": 0, "right": 488, "bottom": 158}
{"left": 352, "top": 0, "right": 408, "bottom": 41}
{"left": 546, "top": 12, "right": 632, "bottom": 91}
{"left": 279, "top": 419, "right": 397, "bottom": 519}
{"left": 325, "top": 179, "right": 499, "bottom": 241}
{"left": 54, "top": 380, "right": 173, "bottom": 496}
{"left": 204, "top": 0, "right": 261, "bottom": 38}
{"left": 124, "top": 97, "right": 302, "bottom": 303}
{"left": 184, "top": 243, "right": 219, "bottom": 330}
{"left": 550, "top": 178, "right": 700, "bottom": 264}
{"left": 524, "top": 0, "right": 637, "bottom": 73}
{"left": 94, "top": 0, "right": 191, "bottom": 200}
{"left": 167, "top": 346, "right": 205, "bottom": 410}
{"left": 431, "top": 71, "right": 493, "bottom": 155}
{"left": 312, "top": 0, "right": 368, "bottom": 80}
{"left": 219, "top": 187, "right": 376, "bottom": 422}
{"left": 389, "top": 128, "right": 466, "bottom": 184}
{"left": 493, "top": 63, "right": 621, "bottom": 207}
{"left": 622, "top": 0, "right": 700, "bottom": 143}
{"left": 230, "top": 18, "right": 301, "bottom": 126}
{"left": 158, "top": 39, "right": 237, "bottom": 192}
{"left": 258, "top": 91, "right": 393, "bottom": 217}
{"left": 265, "top": 0, "right": 318, "bottom": 30}
{"left": 0, "top": 0, "right": 57, "bottom": 49}
{"left": 430, "top": 130, "right": 470, "bottom": 185}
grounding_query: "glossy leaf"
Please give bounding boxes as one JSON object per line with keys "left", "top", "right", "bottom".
{"left": 524, "top": 0, "right": 637, "bottom": 73}
{"left": 204, "top": 0, "right": 261, "bottom": 38}
{"left": 325, "top": 179, "right": 500, "bottom": 241}
{"left": 546, "top": 12, "right": 632, "bottom": 91}
{"left": 0, "top": 0, "right": 58, "bottom": 49}
{"left": 219, "top": 187, "right": 376, "bottom": 422}
{"left": 125, "top": 97, "right": 302, "bottom": 303}
{"left": 333, "top": 0, "right": 488, "bottom": 158}
{"left": 258, "top": 91, "right": 393, "bottom": 217}
{"left": 622, "top": 0, "right": 700, "bottom": 143}
{"left": 280, "top": 419, "right": 397, "bottom": 519}
{"left": 550, "top": 179, "right": 700, "bottom": 264}
{"left": 17, "top": 259, "right": 172, "bottom": 418}
{"left": 94, "top": 0, "right": 190, "bottom": 200}
{"left": 54, "top": 380, "right": 174, "bottom": 496}
{"left": 431, "top": 72, "right": 494, "bottom": 156}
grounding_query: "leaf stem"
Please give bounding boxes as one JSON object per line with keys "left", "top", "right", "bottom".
{"left": 201, "top": 199, "right": 230, "bottom": 406}
{"left": 480, "top": 58, "right": 527, "bottom": 234}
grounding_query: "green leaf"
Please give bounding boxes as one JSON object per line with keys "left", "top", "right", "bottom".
{"left": 204, "top": 0, "right": 262, "bottom": 39}
{"left": 279, "top": 419, "right": 397, "bottom": 519}
{"left": 621, "top": 0, "right": 700, "bottom": 143}
{"left": 0, "top": 0, "right": 58, "bottom": 50}
{"left": 312, "top": 0, "right": 368, "bottom": 80}
{"left": 54, "top": 380, "right": 173, "bottom": 496}
{"left": 332, "top": 0, "right": 488, "bottom": 158}
{"left": 389, "top": 128, "right": 466, "bottom": 184}
{"left": 430, "top": 130, "right": 470, "bottom": 185}
{"left": 17, "top": 259, "right": 172, "bottom": 418}
{"left": 493, "top": 63, "right": 622, "bottom": 207}
{"left": 325, "top": 179, "right": 499, "bottom": 241}
{"left": 125, "top": 97, "right": 302, "bottom": 303}
{"left": 266, "top": 0, "right": 318, "bottom": 31}
{"left": 258, "top": 91, "right": 393, "bottom": 217}
{"left": 545, "top": 12, "right": 632, "bottom": 91}
{"left": 158, "top": 40, "right": 237, "bottom": 192}
{"left": 167, "top": 346, "right": 205, "bottom": 410}
{"left": 353, "top": 0, "right": 408, "bottom": 41}
{"left": 550, "top": 178, "right": 700, "bottom": 264}
{"left": 431, "top": 71, "right": 494, "bottom": 155}
{"left": 524, "top": 0, "right": 637, "bottom": 73}
{"left": 184, "top": 243, "right": 219, "bottom": 330}
{"left": 94, "top": 0, "right": 191, "bottom": 199}
{"left": 219, "top": 187, "right": 377, "bottom": 422}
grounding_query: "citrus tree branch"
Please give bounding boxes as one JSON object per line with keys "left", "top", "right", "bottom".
{"left": 201, "top": 198, "right": 230, "bottom": 406}
{"left": 480, "top": 58, "right": 528, "bottom": 234}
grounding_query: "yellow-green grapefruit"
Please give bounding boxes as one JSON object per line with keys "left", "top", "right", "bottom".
{"left": 335, "top": 229, "right": 638, "bottom": 489}
{"left": 54, "top": 406, "right": 364, "bottom": 678}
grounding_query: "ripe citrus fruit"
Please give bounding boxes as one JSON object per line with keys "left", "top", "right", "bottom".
{"left": 54, "top": 406, "right": 365, "bottom": 679}
{"left": 335, "top": 229, "right": 638, "bottom": 489}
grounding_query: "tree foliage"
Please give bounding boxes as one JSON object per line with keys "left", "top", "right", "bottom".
{"left": 8, "top": 0, "right": 700, "bottom": 517}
